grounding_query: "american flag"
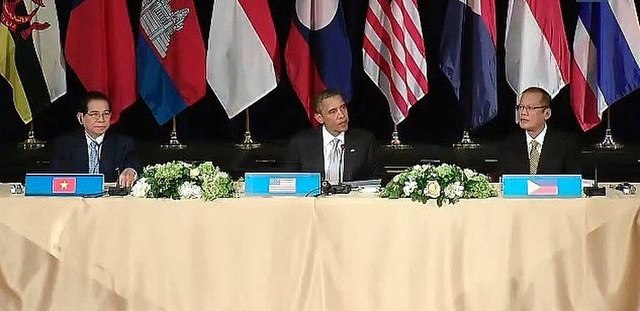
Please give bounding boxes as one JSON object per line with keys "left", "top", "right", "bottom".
{"left": 269, "top": 178, "right": 297, "bottom": 194}
{"left": 363, "top": 0, "right": 428, "bottom": 124}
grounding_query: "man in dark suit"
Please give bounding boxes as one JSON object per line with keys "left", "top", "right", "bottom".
{"left": 500, "top": 87, "right": 581, "bottom": 175}
{"left": 288, "top": 89, "right": 381, "bottom": 183}
{"left": 51, "top": 91, "right": 140, "bottom": 187}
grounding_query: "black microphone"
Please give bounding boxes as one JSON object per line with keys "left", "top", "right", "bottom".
{"left": 108, "top": 166, "right": 130, "bottom": 196}
{"left": 115, "top": 167, "right": 121, "bottom": 187}
{"left": 584, "top": 150, "right": 605, "bottom": 197}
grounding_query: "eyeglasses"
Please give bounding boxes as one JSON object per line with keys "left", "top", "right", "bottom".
{"left": 85, "top": 111, "right": 112, "bottom": 120}
{"left": 516, "top": 105, "right": 548, "bottom": 113}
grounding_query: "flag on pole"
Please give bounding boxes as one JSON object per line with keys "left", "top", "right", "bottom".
{"left": 440, "top": 0, "right": 497, "bottom": 129}
{"left": 363, "top": 0, "right": 428, "bottom": 124}
{"left": 285, "top": 0, "right": 352, "bottom": 125}
{"left": 66, "top": 0, "right": 135, "bottom": 124}
{"left": 570, "top": 0, "right": 640, "bottom": 131}
{"left": 1, "top": 0, "right": 65, "bottom": 123}
{"left": 207, "top": 0, "right": 279, "bottom": 118}
{"left": 505, "top": 0, "right": 570, "bottom": 101}
{"left": 137, "top": 0, "right": 206, "bottom": 125}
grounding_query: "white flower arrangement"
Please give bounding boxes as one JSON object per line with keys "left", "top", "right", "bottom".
{"left": 380, "top": 163, "right": 497, "bottom": 206}
{"left": 131, "top": 161, "right": 238, "bottom": 200}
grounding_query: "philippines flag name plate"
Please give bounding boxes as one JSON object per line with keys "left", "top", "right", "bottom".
{"left": 502, "top": 175, "right": 582, "bottom": 198}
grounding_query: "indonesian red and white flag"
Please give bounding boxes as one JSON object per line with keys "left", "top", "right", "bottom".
{"left": 207, "top": 0, "right": 279, "bottom": 118}
{"left": 363, "top": 0, "right": 428, "bottom": 124}
{"left": 505, "top": 0, "right": 570, "bottom": 101}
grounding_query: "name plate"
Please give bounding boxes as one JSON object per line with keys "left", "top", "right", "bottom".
{"left": 245, "top": 172, "right": 321, "bottom": 196}
{"left": 502, "top": 175, "right": 582, "bottom": 198}
{"left": 25, "top": 173, "right": 104, "bottom": 196}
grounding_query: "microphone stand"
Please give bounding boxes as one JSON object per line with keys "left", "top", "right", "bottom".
{"left": 583, "top": 150, "right": 606, "bottom": 197}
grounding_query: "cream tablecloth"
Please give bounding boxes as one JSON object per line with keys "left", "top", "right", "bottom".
{"left": 0, "top": 193, "right": 638, "bottom": 310}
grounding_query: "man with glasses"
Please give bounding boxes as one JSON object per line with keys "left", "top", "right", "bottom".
{"left": 499, "top": 87, "right": 580, "bottom": 175}
{"left": 51, "top": 91, "right": 140, "bottom": 187}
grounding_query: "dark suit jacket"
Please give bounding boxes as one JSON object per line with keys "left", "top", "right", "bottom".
{"left": 287, "top": 127, "right": 381, "bottom": 182}
{"left": 499, "top": 127, "right": 581, "bottom": 175}
{"left": 51, "top": 130, "right": 141, "bottom": 182}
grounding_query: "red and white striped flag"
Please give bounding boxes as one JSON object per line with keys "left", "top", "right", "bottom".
{"left": 505, "top": 0, "right": 570, "bottom": 102}
{"left": 207, "top": 0, "right": 279, "bottom": 118}
{"left": 363, "top": 0, "right": 428, "bottom": 124}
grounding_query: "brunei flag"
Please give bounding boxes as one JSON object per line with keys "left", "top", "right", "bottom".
{"left": 0, "top": 0, "right": 66, "bottom": 123}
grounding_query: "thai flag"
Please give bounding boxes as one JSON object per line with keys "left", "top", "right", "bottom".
{"left": 440, "top": 0, "right": 497, "bottom": 129}
{"left": 505, "top": 0, "right": 570, "bottom": 102}
{"left": 285, "top": 0, "right": 352, "bottom": 125}
{"left": 137, "top": 0, "right": 206, "bottom": 125}
{"left": 570, "top": 0, "right": 640, "bottom": 132}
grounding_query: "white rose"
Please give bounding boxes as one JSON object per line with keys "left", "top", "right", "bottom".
{"left": 131, "top": 178, "right": 150, "bottom": 198}
{"left": 425, "top": 181, "right": 441, "bottom": 198}
{"left": 463, "top": 168, "right": 476, "bottom": 179}
{"left": 190, "top": 168, "right": 200, "bottom": 179}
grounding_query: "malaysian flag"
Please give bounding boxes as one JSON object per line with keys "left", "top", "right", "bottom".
{"left": 363, "top": 0, "right": 428, "bottom": 124}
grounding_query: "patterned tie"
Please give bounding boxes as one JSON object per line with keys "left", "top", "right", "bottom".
{"left": 327, "top": 137, "right": 341, "bottom": 184}
{"left": 529, "top": 140, "right": 540, "bottom": 175}
{"left": 89, "top": 140, "right": 100, "bottom": 174}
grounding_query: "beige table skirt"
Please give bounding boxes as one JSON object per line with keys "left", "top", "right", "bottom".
{"left": 0, "top": 194, "right": 638, "bottom": 310}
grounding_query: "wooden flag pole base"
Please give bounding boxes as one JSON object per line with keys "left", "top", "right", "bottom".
{"left": 161, "top": 118, "right": 187, "bottom": 150}
{"left": 18, "top": 122, "right": 45, "bottom": 150}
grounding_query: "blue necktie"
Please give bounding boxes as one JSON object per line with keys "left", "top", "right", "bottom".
{"left": 89, "top": 141, "right": 99, "bottom": 174}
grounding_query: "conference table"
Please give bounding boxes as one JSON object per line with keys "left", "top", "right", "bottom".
{"left": 0, "top": 190, "right": 638, "bottom": 310}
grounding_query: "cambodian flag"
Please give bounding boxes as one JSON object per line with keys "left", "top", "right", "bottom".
{"left": 440, "top": 0, "right": 497, "bottom": 129}
{"left": 285, "top": 0, "right": 353, "bottom": 125}
{"left": 570, "top": 0, "right": 640, "bottom": 132}
{"left": 137, "top": 0, "right": 206, "bottom": 125}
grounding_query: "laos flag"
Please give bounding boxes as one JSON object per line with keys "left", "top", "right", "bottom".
{"left": 137, "top": 0, "right": 206, "bottom": 125}
{"left": 285, "top": 0, "right": 353, "bottom": 125}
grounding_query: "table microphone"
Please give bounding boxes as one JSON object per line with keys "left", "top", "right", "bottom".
{"left": 108, "top": 167, "right": 129, "bottom": 196}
